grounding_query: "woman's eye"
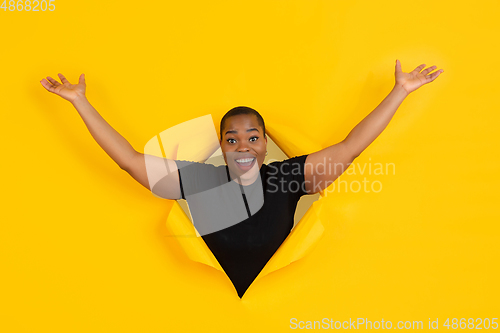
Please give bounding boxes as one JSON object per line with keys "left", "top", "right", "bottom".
{"left": 227, "top": 138, "right": 236, "bottom": 144}
{"left": 249, "top": 137, "right": 259, "bottom": 142}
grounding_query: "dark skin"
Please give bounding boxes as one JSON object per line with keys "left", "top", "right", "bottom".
{"left": 220, "top": 114, "right": 268, "bottom": 185}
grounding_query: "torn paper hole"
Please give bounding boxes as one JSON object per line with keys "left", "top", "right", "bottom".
{"left": 146, "top": 115, "right": 327, "bottom": 295}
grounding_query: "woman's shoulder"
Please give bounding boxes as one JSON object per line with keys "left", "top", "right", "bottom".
{"left": 264, "top": 155, "right": 308, "bottom": 176}
{"left": 266, "top": 154, "right": 308, "bottom": 166}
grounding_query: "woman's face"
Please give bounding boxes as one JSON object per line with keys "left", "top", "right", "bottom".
{"left": 220, "top": 114, "right": 267, "bottom": 182}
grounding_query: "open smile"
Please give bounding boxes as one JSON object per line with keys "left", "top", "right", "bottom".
{"left": 234, "top": 157, "right": 256, "bottom": 171}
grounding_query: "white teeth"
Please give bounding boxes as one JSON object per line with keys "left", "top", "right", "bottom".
{"left": 236, "top": 158, "right": 255, "bottom": 163}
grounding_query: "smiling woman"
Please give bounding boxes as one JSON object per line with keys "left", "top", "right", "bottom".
{"left": 39, "top": 59, "right": 443, "bottom": 298}
{"left": 219, "top": 107, "right": 268, "bottom": 184}
{"left": 173, "top": 106, "right": 311, "bottom": 297}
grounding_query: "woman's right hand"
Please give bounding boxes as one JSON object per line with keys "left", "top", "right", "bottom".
{"left": 40, "top": 73, "right": 86, "bottom": 104}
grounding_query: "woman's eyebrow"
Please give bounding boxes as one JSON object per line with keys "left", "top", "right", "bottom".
{"left": 224, "top": 128, "right": 259, "bottom": 135}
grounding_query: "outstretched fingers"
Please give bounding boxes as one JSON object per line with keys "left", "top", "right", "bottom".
{"left": 45, "top": 76, "right": 60, "bottom": 86}
{"left": 40, "top": 76, "right": 60, "bottom": 93}
{"left": 421, "top": 65, "right": 437, "bottom": 76}
{"left": 58, "top": 73, "right": 70, "bottom": 84}
{"left": 40, "top": 79, "right": 54, "bottom": 92}
{"left": 425, "top": 69, "right": 443, "bottom": 83}
{"left": 412, "top": 64, "right": 426, "bottom": 73}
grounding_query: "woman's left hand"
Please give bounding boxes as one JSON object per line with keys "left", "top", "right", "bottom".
{"left": 395, "top": 59, "right": 443, "bottom": 94}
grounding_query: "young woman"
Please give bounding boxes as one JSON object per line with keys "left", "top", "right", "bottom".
{"left": 40, "top": 60, "right": 443, "bottom": 297}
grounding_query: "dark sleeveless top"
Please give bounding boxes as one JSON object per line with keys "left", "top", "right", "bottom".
{"left": 175, "top": 155, "right": 309, "bottom": 297}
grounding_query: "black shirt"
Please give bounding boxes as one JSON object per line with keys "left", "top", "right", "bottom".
{"left": 175, "top": 155, "right": 309, "bottom": 297}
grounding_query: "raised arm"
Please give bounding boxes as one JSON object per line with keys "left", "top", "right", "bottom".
{"left": 304, "top": 60, "right": 444, "bottom": 194}
{"left": 39, "top": 73, "right": 181, "bottom": 199}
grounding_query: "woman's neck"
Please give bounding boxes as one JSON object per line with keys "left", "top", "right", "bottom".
{"left": 227, "top": 165, "right": 260, "bottom": 186}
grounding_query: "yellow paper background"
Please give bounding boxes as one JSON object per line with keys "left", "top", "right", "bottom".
{"left": 1, "top": 0, "right": 499, "bottom": 332}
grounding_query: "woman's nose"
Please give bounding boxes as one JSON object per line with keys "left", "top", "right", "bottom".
{"left": 237, "top": 144, "right": 250, "bottom": 152}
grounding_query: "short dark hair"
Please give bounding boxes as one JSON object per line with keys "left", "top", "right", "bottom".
{"left": 220, "top": 106, "right": 266, "bottom": 139}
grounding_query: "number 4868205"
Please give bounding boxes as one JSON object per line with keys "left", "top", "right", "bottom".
{"left": 1, "top": 0, "right": 56, "bottom": 11}
{"left": 443, "top": 318, "right": 498, "bottom": 329}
